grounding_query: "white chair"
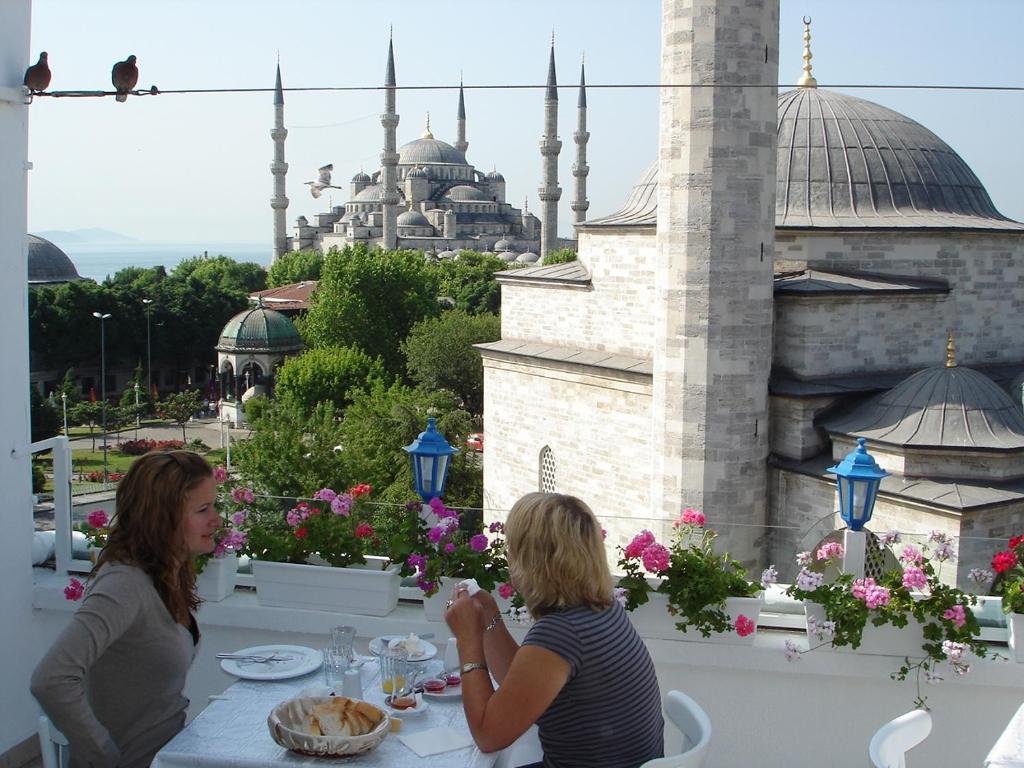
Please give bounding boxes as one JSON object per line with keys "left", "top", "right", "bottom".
{"left": 640, "top": 690, "right": 712, "bottom": 768}
{"left": 37, "top": 715, "right": 69, "bottom": 768}
{"left": 869, "top": 708, "right": 932, "bottom": 768}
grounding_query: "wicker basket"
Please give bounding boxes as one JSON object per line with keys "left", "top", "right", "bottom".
{"left": 267, "top": 696, "right": 393, "bottom": 756}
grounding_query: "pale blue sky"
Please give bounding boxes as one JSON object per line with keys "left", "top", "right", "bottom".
{"left": 26, "top": 0, "right": 1024, "bottom": 255}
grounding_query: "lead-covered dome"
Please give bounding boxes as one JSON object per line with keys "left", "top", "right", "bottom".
{"left": 397, "top": 210, "right": 430, "bottom": 227}
{"left": 398, "top": 137, "right": 466, "bottom": 166}
{"left": 444, "top": 185, "right": 488, "bottom": 202}
{"left": 28, "top": 235, "right": 84, "bottom": 284}
{"left": 216, "top": 303, "right": 304, "bottom": 353}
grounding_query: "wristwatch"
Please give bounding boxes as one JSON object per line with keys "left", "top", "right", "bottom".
{"left": 461, "top": 661, "right": 488, "bottom": 676}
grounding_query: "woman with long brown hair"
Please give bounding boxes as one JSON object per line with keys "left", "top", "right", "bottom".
{"left": 31, "top": 450, "right": 220, "bottom": 768}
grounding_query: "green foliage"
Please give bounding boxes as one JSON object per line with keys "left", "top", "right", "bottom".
{"left": 274, "top": 345, "right": 388, "bottom": 415}
{"left": 232, "top": 401, "right": 348, "bottom": 498}
{"left": 68, "top": 401, "right": 104, "bottom": 451}
{"left": 57, "top": 368, "right": 82, "bottom": 408}
{"left": 169, "top": 255, "right": 267, "bottom": 295}
{"left": 543, "top": 248, "right": 577, "bottom": 265}
{"left": 243, "top": 395, "right": 271, "bottom": 423}
{"left": 302, "top": 244, "right": 440, "bottom": 375}
{"left": 267, "top": 249, "right": 324, "bottom": 288}
{"left": 429, "top": 251, "right": 509, "bottom": 315}
{"left": 156, "top": 389, "right": 204, "bottom": 442}
{"left": 402, "top": 311, "right": 499, "bottom": 415}
{"left": 32, "top": 462, "right": 46, "bottom": 494}
{"left": 30, "top": 386, "right": 61, "bottom": 442}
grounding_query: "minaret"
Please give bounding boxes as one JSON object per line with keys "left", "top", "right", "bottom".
{"left": 454, "top": 76, "right": 468, "bottom": 154}
{"left": 269, "top": 61, "right": 289, "bottom": 262}
{"left": 538, "top": 35, "right": 562, "bottom": 258}
{"left": 380, "top": 32, "right": 401, "bottom": 251}
{"left": 571, "top": 56, "right": 589, "bottom": 225}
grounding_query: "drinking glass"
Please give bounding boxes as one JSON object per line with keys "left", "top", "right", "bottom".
{"left": 378, "top": 647, "right": 410, "bottom": 696}
{"left": 330, "top": 625, "right": 356, "bottom": 663}
{"left": 322, "top": 647, "right": 347, "bottom": 689}
{"left": 444, "top": 637, "right": 459, "bottom": 673}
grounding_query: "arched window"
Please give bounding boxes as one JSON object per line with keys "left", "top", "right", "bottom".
{"left": 539, "top": 446, "right": 556, "bottom": 493}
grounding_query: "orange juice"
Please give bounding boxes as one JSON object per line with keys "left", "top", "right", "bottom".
{"left": 381, "top": 675, "right": 406, "bottom": 694}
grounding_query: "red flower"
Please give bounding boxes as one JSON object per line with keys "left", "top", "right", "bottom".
{"left": 735, "top": 614, "right": 755, "bottom": 638}
{"left": 294, "top": 527, "right": 309, "bottom": 539}
{"left": 350, "top": 483, "right": 372, "bottom": 498}
{"left": 1011, "top": 535, "right": 1024, "bottom": 550}
{"left": 992, "top": 550, "right": 1018, "bottom": 573}
{"left": 64, "top": 578, "right": 84, "bottom": 601}
{"left": 355, "top": 522, "right": 375, "bottom": 539}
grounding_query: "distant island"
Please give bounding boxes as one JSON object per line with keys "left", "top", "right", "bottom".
{"left": 36, "top": 228, "right": 138, "bottom": 244}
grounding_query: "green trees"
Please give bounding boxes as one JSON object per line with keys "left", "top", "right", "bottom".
{"left": 156, "top": 390, "right": 204, "bottom": 442}
{"left": 30, "top": 387, "right": 60, "bottom": 442}
{"left": 302, "top": 244, "right": 440, "bottom": 375}
{"left": 68, "top": 401, "right": 104, "bottom": 451}
{"left": 267, "top": 249, "right": 324, "bottom": 288}
{"left": 430, "top": 251, "right": 509, "bottom": 316}
{"left": 274, "top": 345, "right": 388, "bottom": 415}
{"left": 402, "top": 311, "right": 499, "bottom": 415}
{"left": 543, "top": 248, "right": 577, "bottom": 265}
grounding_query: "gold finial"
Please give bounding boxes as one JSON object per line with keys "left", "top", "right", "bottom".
{"left": 421, "top": 112, "right": 433, "bottom": 139}
{"left": 946, "top": 330, "right": 957, "bottom": 367}
{"left": 798, "top": 16, "right": 818, "bottom": 88}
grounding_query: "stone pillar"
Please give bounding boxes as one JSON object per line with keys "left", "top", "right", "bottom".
{"left": 380, "top": 37, "right": 400, "bottom": 251}
{"left": 651, "top": 0, "right": 779, "bottom": 565}
{"left": 270, "top": 63, "right": 289, "bottom": 263}
{"left": 443, "top": 209, "right": 456, "bottom": 238}
{"left": 571, "top": 60, "right": 589, "bottom": 225}
{"left": 537, "top": 42, "right": 561, "bottom": 259}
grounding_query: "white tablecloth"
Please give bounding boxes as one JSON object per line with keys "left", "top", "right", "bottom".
{"left": 153, "top": 662, "right": 502, "bottom": 768}
{"left": 987, "top": 702, "right": 1024, "bottom": 767}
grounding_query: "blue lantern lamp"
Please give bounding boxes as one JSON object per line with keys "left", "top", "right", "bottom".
{"left": 404, "top": 417, "right": 459, "bottom": 503}
{"left": 827, "top": 437, "right": 889, "bottom": 532}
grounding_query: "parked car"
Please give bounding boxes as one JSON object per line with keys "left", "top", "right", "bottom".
{"left": 466, "top": 433, "right": 484, "bottom": 452}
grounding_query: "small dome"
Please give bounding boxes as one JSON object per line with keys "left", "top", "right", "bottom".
{"left": 397, "top": 210, "right": 431, "bottom": 227}
{"left": 517, "top": 251, "right": 540, "bottom": 264}
{"left": 493, "top": 238, "right": 514, "bottom": 252}
{"left": 398, "top": 137, "right": 467, "bottom": 166}
{"left": 822, "top": 365, "right": 1024, "bottom": 450}
{"left": 216, "top": 303, "right": 304, "bottom": 354}
{"left": 486, "top": 170, "right": 505, "bottom": 182}
{"left": 407, "top": 166, "right": 429, "bottom": 179}
{"left": 27, "top": 235, "right": 83, "bottom": 284}
{"left": 437, "top": 250, "right": 457, "bottom": 260}
{"left": 296, "top": 215, "right": 308, "bottom": 225}
{"left": 498, "top": 251, "right": 518, "bottom": 263}
{"left": 352, "top": 184, "right": 385, "bottom": 202}
{"left": 444, "top": 185, "right": 488, "bottom": 202}
{"left": 351, "top": 171, "right": 371, "bottom": 183}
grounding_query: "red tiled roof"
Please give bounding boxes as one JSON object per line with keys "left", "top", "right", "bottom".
{"left": 249, "top": 281, "right": 317, "bottom": 311}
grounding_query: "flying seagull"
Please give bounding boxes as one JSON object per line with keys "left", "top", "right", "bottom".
{"left": 111, "top": 55, "right": 139, "bottom": 102}
{"left": 24, "top": 52, "right": 51, "bottom": 93}
{"left": 305, "top": 164, "right": 341, "bottom": 199}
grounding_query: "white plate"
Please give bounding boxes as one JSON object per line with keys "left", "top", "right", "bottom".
{"left": 368, "top": 635, "right": 438, "bottom": 661}
{"left": 384, "top": 694, "right": 430, "bottom": 716}
{"left": 421, "top": 683, "right": 462, "bottom": 700}
{"left": 219, "top": 645, "right": 323, "bottom": 681}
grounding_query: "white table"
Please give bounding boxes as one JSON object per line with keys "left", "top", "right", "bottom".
{"left": 154, "top": 661, "right": 540, "bottom": 768}
{"left": 986, "top": 702, "right": 1024, "bottom": 767}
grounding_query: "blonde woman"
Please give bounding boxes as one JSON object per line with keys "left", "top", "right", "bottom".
{"left": 445, "top": 492, "right": 663, "bottom": 768}
{"left": 32, "top": 451, "right": 220, "bottom": 768}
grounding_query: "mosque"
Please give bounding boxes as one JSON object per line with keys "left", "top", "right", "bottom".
{"left": 269, "top": 39, "right": 583, "bottom": 263}
{"left": 478, "top": 19, "right": 1024, "bottom": 587}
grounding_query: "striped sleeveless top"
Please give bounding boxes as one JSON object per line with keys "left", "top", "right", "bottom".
{"left": 522, "top": 600, "right": 664, "bottom": 768}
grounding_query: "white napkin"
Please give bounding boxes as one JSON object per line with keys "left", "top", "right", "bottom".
{"left": 459, "top": 578, "right": 481, "bottom": 596}
{"left": 397, "top": 725, "right": 473, "bottom": 757}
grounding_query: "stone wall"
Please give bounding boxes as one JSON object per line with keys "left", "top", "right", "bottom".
{"left": 769, "top": 395, "right": 840, "bottom": 460}
{"left": 831, "top": 436, "right": 1024, "bottom": 482}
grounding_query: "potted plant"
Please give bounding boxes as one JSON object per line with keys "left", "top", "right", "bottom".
{"left": 401, "top": 497, "right": 510, "bottom": 621}
{"left": 786, "top": 530, "right": 989, "bottom": 704}
{"left": 76, "top": 509, "right": 110, "bottom": 563}
{"left": 616, "top": 508, "right": 767, "bottom": 643}
{"left": 193, "top": 481, "right": 250, "bottom": 602}
{"left": 989, "top": 534, "right": 1024, "bottom": 661}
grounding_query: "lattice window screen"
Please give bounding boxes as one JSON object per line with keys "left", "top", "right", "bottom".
{"left": 539, "top": 446, "right": 556, "bottom": 493}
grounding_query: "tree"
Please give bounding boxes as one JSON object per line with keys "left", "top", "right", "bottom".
{"left": 429, "top": 251, "right": 509, "bottom": 316}
{"left": 402, "top": 311, "right": 500, "bottom": 415}
{"left": 156, "top": 389, "right": 204, "bottom": 442}
{"left": 302, "top": 244, "right": 440, "bottom": 375}
{"left": 30, "top": 386, "right": 60, "bottom": 442}
{"left": 267, "top": 249, "right": 324, "bottom": 288}
{"left": 68, "top": 401, "right": 104, "bottom": 451}
{"left": 544, "top": 248, "right": 577, "bottom": 265}
{"left": 56, "top": 368, "right": 82, "bottom": 408}
{"left": 170, "top": 255, "right": 267, "bottom": 295}
{"left": 274, "top": 345, "right": 389, "bottom": 415}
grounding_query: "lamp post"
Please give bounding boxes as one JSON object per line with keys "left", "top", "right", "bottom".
{"left": 60, "top": 391, "right": 68, "bottom": 436}
{"left": 133, "top": 381, "right": 140, "bottom": 441}
{"left": 828, "top": 437, "right": 889, "bottom": 578}
{"left": 142, "top": 298, "right": 153, "bottom": 405}
{"left": 93, "top": 312, "right": 112, "bottom": 485}
{"left": 403, "top": 417, "right": 458, "bottom": 522}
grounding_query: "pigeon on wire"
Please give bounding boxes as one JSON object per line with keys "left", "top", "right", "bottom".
{"left": 24, "top": 52, "right": 51, "bottom": 93}
{"left": 305, "top": 164, "right": 341, "bottom": 199}
{"left": 111, "top": 55, "right": 139, "bottom": 102}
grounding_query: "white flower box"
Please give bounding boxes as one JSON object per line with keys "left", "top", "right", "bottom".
{"left": 251, "top": 556, "right": 400, "bottom": 616}
{"left": 628, "top": 591, "right": 763, "bottom": 645}
{"left": 196, "top": 553, "right": 238, "bottom": 602}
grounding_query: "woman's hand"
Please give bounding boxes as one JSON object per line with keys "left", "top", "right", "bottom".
{"left": 444, "top": 590, "right": 485, "bottom": 640}
{"left": 470, "top": 588, "right": 500, "bottom": 620}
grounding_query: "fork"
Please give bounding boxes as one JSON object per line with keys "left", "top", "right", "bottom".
{"left": 216, "top": 653, "right": 293, "bottom": 663}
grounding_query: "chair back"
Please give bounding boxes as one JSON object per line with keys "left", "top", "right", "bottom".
{"left": 37, "top": 716, "right": 69, "bottom": 768}
{"left": 869, "top": 709, "right": 932, "bottom": 768}
{"left": 639, "top": 690, "right": 712, "bottom": 768}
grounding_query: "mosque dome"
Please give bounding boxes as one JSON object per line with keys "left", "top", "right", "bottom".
{"left": 822, "top": 364, "right": 1024, "bottom": 450}
{"left": 494, "top": 238, "right": 514, "bottom": 252}
{"left": 586, "top": 90, "right": 1024, "bottom": 231}
{"left": 351, "top": 171, "right": 371, "bottom": 183}
{"left": 215, "top": 303, "right": 304, "bottom": 354}
{"left": 445, "top": 185, "right": 488, "bottom": 202}
{"left": 486, "top": 170, "right": 505, "bottom": 182}
{"left": 437, "top": 250, "right": 457, "bottom": 260}
{"left": 27, "top": 235, "right": 83, "bottom": 284}
{"left": 398, "top": 137, "right": 466, "bottom": 166}
{"left": 517, "top": 251, "right": 540, "bottom": 264}
{"left": 353, "top": 184, "right": 385, "bottom": 202}
{"left": 498, "top": 251, "right": 518, "bottom": 263}
{"left": 407, "top": 166, "right": 429, "bottom": 179}
{"left": 397, "top": 210, "right": 431, "bottom": 227}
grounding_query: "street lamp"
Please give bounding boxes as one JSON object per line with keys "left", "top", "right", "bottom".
{"left": 133, "top": 381, "right": 140, "bottom": 441}
{"left": 403, "top": 417, "right": 458, "bottom": 504}
{"left": 93, "top": 311, "right": 112, "bottom": 485}
{"left": 60, "top": 391, "right": 68, "bottom": 436}
{"left": 142, "top": 298, "right": 153, "bottom": 404}
{"left": 828, "top": 436, "right": 889, "bottom": 579}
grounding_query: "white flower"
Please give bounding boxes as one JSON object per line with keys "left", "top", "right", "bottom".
{"left": 795, "top": 551, "right": 812, "bottom": 566}
{"left": 806, "top": 616, "right": 836, "bottom": 642}
{"left": 928, "top": 529, "right": 953, "bottom": 545}
{"left": 795, "top": 567, "right": 824, "bottom": 591}
{"left": 934, "top": 541, "right": 955, "bottom": 562}
{"left": 923, "top": 666, "right": 943, "bottom": 685}
{"left": 784, "top": 639, "right": 801, "bottom": 662}
{"left": 878, "top": 530, "right": 902, "bottom": 549}
{"left": 612, "top": 587, "right": 628, "bottom": 608}
{"left": 968, "top": 568, "right": 994, "bottom": 585}
{"left": 942, "top": 640, "right": 966, "bottom": 663}
{"left": 760, "top": 565, "right": 778, "bottom": 586}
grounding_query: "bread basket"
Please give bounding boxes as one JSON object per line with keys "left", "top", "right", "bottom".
{"left": 267, "top": 696, "right": 393, "bottom": 756}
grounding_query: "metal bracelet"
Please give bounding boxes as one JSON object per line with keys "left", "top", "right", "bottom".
{"left": 483, "top": 612, "right": 503, "bottom": 632}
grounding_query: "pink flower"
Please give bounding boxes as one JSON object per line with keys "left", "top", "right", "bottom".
{"left": 943, "top": 605, "right": 966, "bottom": 628}
{"left": 407, "top": 553, "right": 427, "bottom": 572}
{"left": 851, "top": 577, "right": 876, "bottom": 600}
{"left": 735, "top": 615, "right": 755, "bottom": 637}
{"left": 470, "top": 534, "right": 489, "bottom": 552}
{"left": 601, "top": 527, "right": 607, "bottom": 539}
{"left": 312, "top": 488, "right": 337, "bottom": 502}
{"left": 624, "top": 530, "right": 656, "bottom": 559}
{"left": 864, "top": 585, "right": 891, "bottom": 610}
{"left": 428, "top": 526, "right": 445, "bottom": 544}
{"left": 330, "top": 494, "right": 353, "bottom": 516}
{"left": 355, "top": 522, "right": 375, "bottom": 539}
{"left": 213, "top": 466, "right": 228, "bottom": 483}
{"left": 285, "top": 507, "right": 307, "bottom": 527}
{"left": 816, "top": 542, "right": 845, "bottom": 562}
{"left": 64, "top": 577, "right": 84, "bottom": 601}
{"left": 445, "top": 542, "right": 456, "bottom": 553}
{"left": 230, "top": 510, "right": 249, "bottom": 526}
{"left": 902, "top": 565, "right": 928, "bottom": 590}
{"left": 497, "top": 583, "right": 514, "bottom": 600}
{"left": 679, "top": 508, "right": 705, "bottom": 527}
{"left": 641, "top": 543, "right": 671, "bottom": 573}
{"left": 900, "top": 546, "right": 924, "bottom": 566}
{"left": 86, "top": 510, "right": 108, "bottom": 529}
{"left": 488, "top": 521, "right": 504, "bottom": 534}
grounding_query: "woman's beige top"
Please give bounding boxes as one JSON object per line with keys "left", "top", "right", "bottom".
{"left": 31, "top": 563, "right": 197, "bottom": 767}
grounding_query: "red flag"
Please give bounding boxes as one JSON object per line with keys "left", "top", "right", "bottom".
{"left": 88, "top": 387, "right": 96, "bottom": 403}
{"left": 151, "top": 383, "right": 159, "bottom": 402}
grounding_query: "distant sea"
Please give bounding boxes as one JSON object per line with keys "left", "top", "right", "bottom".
{"left": 53, "top": 242, "right": 270, "bottom": 283}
